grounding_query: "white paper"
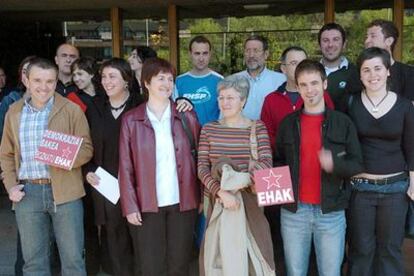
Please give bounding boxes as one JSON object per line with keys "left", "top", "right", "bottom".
{"left": 93, "top": 167, "right": 120, "bottom": 205}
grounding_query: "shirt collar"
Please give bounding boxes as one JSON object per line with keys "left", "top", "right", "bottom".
{"left": 245, "top": 67, "right": 268, "bottom": 81}
{"left": 24, "top": 95, "right": 54, "bottom": 112}
{"left": 321, "top": 56, "right": 349, "bottom": 75}
{"left": 146, "top": 103, "right": 171, "bottom": 123}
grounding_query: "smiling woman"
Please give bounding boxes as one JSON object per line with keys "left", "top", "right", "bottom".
{"left": 119, "top": 57, "right": 201, "bottom": 276}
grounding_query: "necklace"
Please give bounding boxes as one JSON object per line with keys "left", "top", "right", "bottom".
{"left": 110, "top": 93, "right": 130, "bottom": 111}
{"left": 364, "top": 90, "right": 388, "bottom": 113}
{"left": 110, "top": 101, "right": 127, "bottom": 111}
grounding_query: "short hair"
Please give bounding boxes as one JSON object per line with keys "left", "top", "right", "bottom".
{"left": 26, "top": 57, "right": 58, "bottom": 79}
{"left": 71, "top": 56, "right": 97, "bottom": 75}
{"left": 72, "top": 56, "right": 102, "bottom": 93}
{"left": 295, "top": 59, "right": 327, "bottom": 84}
{"left": 318, "top": 22, "right": 347, "bottom": 44}
{"left": 133, "top": 46, "right": 157, "bottom": 63}
{"left": 189, "top": 35, "right": 212, "bottom": 51}
{"left": 141, "top": 57, "right": 176, "bottom": 99}
{"left": 357, "top": 47, "right": 391, "bottom": 72}
{"left": 368, "top": 19, "right": 399, "bottom": 51}
{"left": 100, "top": 58, "right": 133, "bottom": 90}
{"left": 17, "top": 55, "right": 37, "bottom": 91}
{"left": 55, "top": 43, "right": 79, "bottom": 57}
{"left": 280, "top": 46, "right": 307, "bottom": 63}
{"left": 244, "top": 35, "right": 269, "bottom": 51}
{"left": 217, "top": 74, "right": 250, "bottom": 101}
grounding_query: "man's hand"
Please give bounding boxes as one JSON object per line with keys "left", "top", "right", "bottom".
{"left": 8, "top": 184, "right": 25, "bottom": 202}
{"left": 127, "top": 211, "right": 143, "bottom": 226}
{"left": 319, "top": 148, "right": 334, "bottom": 173}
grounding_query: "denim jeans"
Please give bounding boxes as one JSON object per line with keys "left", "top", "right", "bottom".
{"left": 348, "top": 190, "right": 408, "bottom": 276}
{"left": 14, "top": 183, "right": 86, "bottom": 276}
{"left": 281, "top": 203, "right": 346, "bottom": 276}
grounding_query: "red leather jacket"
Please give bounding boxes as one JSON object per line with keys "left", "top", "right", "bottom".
{"left": 119, "top": 101, "right": 201, "bottom": 216}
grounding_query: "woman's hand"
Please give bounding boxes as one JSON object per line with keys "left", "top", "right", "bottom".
{"left": 407, "top": 183, "right": 414, "bottom": 201}
{"left": 127, "top": 211, "right": 143, "bottom": 226}
{"left": 176, "top": 98, "right": 193, "bottom": 112}
{"left": 217, "top": 190, "right": 240, "bottom": 210}
{"left": 86, "top": 172, "right": 100, "bottom": 186}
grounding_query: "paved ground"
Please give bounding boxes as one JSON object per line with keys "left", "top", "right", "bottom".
{"left": 0, "top": 195, "right": 413, "bottom": 275}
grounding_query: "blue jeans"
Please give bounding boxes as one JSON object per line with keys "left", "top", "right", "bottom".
{"left": 281, "top": 203, "right": 345, "bottom": 276}
{"left": 14, "top": 183, "right": 86, "bottom": 276}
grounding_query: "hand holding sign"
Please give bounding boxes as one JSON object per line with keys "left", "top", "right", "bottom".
{"left": 253, "top": 166, "right": 295, "bottom": 206}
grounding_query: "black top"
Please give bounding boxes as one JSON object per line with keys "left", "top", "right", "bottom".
{"left": 348, "top": 93, "right": 414, "bottom": 174}
{"left": 390, "top": 61, "right": 414, "bottom": 101}
{"left": 56, "top": 80, "right": 78, "bottom": 96}
{"left": 85, "top": 92, "right": 143, "bottom": 225}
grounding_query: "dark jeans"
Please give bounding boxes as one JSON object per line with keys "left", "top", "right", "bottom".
{"left": 129, "top": 204, "right": 197, "bottom": 276}
{"left": 348, "top": 191, "right": 409, "bottom": 276}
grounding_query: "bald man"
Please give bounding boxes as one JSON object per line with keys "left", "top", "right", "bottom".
{"left": 54, "top": 43, "right": 80, "bottom": 96}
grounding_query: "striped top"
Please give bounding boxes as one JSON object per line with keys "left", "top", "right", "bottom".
{"left": 197, "top": 120, "right": 272, "bottom": 197}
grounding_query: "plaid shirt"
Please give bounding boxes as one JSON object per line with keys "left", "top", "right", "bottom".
{"left": 18, "top": 96, "right": 54, "bottom": 180}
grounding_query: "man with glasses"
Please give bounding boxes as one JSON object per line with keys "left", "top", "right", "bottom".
{"left": 235, "top": 35, "right": 285, "bottom": 120}
{"left": 318, "top": 23, "right": 361, "bottom": 111}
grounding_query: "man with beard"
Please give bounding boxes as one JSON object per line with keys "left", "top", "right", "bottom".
{"left": 318, "top": 23, "right": 361, "bottom": 112}
{"left": 236, "top": 35, "right": 285, "bottom": 120}
{"left": 365, "top": 19, "right": 414, "bottom": 101}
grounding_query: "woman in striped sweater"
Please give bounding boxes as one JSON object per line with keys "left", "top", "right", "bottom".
{"left": 198, "top": 74, "right": 275, "bottom": 275}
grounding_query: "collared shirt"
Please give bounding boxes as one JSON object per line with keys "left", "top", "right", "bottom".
{"left": 322, "top": 56, "right": 349, "bottom": 76}
{"left": 18, "top": 96, "right": 54, "bottom": 180}
{"left": 146, "top": 104, "right": 180, "bottom": 207}
{"left": 236, "top": 67, "right": 286, "bottom": 120}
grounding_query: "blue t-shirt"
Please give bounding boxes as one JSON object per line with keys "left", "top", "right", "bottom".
{"left": 174, "top": 71, "right": 223, "bottom": 126}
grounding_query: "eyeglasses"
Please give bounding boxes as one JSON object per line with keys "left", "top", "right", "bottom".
{"left": 244, "top": 48, "right": 264, "bottom": 55}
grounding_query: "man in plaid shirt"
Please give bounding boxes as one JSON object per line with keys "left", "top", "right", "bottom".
{"left": 0, "top": 57, "right": 93, "bottom": 276}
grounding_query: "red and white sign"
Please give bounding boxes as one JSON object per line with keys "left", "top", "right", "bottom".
{"left": 34, "top": 130, "right": 83, "bottom": 170}
{"left": 254, "top": 166, "right": 295, "bottom": 206}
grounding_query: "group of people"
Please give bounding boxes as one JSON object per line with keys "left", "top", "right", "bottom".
{"left": 0, "top": 17, "right": 413, "bottom": 276}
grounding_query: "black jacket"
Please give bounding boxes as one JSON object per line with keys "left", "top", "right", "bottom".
{"left": 274, "top": 108, "right": 363, "bottom": 213}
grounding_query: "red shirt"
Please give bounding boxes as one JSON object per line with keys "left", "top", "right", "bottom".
{"left": 299, "top": 112, "right": 324, "bottom": 204}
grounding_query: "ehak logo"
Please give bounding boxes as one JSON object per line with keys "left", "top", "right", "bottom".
{"left": 183, "top": 86, "right": 211, "bottom": 104}
{"left": 339, "top": 81, "right": 347, "bottom": 89}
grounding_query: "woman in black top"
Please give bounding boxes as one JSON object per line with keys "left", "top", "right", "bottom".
{"left": 347, "top": 47, "right": 414, "bottom": 276}
{"left": 84, "top": 58, "right": 143, "bottom": 276}
{"left": 127, "top": 46, "right": 157, "bottom": 95}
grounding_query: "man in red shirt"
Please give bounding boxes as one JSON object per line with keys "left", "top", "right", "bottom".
{"left": 274, "top": 60, "right": 363, "bottom": 276}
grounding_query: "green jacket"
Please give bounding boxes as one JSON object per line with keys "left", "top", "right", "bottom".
{"left": 275, "top": 108, "right": 363, "bottom": 213}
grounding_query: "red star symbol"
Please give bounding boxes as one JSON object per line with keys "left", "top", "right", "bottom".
{"left": 62, "top": 147, "right": 72, "bottom": 158}
{"left": 262, "top": 170, "right": 282, "bottom": 190}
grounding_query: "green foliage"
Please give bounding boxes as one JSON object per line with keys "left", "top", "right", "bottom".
{"left": 178, "top": 8, "right": 414, "bottom": 75}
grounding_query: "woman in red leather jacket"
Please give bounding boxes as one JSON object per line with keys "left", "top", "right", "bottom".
{"left": 119, "top": 57, "right": 201, "bottom": 276}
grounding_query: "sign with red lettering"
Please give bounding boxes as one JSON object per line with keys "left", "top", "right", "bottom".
{"left": 254, "top": 166, "right": 295, "bottom": 206}
{"left": 34, "top": 130, "right": 83, "bottom": 170}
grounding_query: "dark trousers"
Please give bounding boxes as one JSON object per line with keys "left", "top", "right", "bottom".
{"left": 129, "top": 204, "right": 197, "bottom": 276}
{"left": 348, "top": 191, "right": 408, "bottom": 276}
{"left": 104, "top": 201, "right": 135, "bottom": 276}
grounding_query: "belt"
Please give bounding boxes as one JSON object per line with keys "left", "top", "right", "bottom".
{"left": 19, "top": 178, "right": 51, "bottom": 185}
{"left": 351, "top": 172, "right": 408, "bottom": 186}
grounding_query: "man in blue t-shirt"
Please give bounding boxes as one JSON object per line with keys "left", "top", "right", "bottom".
{"left": 174, "top": 35, "right": 223, "bottom": 126}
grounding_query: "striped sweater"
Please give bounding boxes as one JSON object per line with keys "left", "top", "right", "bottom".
{"left": 197, "top": 120, "right": 272, "bottom": 197}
